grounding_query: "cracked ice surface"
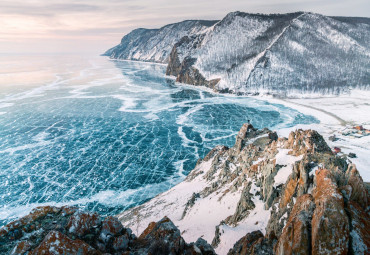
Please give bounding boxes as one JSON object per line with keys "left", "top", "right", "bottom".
{"left": 0, "top": 55, "right": 317, "bottom": 226}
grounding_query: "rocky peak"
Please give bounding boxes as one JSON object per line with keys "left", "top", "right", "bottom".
{"left": 284, "top": 129, "right": 333, "bottom": 155}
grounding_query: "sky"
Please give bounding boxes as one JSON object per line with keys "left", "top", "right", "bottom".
{"left": 0, "top": 0, "right": 369, "bottom": 55}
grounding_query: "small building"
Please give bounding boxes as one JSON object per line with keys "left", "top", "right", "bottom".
{"left": 333, "top": 147, "right": 341, "bottom": 154}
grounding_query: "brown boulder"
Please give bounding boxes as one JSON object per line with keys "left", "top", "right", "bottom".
{"left": 100, "top": 216, "right": 124, "bottom": 237}
{"left": 66, "top": 211, "right": 101, "bottom": 238}
{"left": 1, "top": 206, "right": 60, "bottom": 238}
{"left": 30, "top": 230, "right": 100, "bottom": 255}
{"left": 10, "top": 240, "right": 31, "bottom": 255}
{"left": 227, "top": 230, "right": 264, "bottom": 255}
{"left": 139, "top": 216, "right": 186, "bottom": 254}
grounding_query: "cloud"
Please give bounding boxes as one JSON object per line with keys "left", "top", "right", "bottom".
{"left": 0, "top": 0, "right": 369, "bottom": 54}
{"left": 0, "top": 2, "right": 102, "bottom": 17}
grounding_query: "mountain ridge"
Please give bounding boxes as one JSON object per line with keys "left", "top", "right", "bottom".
{"left": 105, "top": 11, "right": 370, "bottom": 96}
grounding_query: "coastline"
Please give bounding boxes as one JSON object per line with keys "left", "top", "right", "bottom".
{"left": 124, "top": 58, "right": 370, "bottom": 181}
{"left": 261, "top": 90, "right": 370, "bottom": 182}
{"left": 158, "top": 69, "right": 370, "bottom": 180}
{"left": 163, "top": 68, "right": 370, "bottom": 181}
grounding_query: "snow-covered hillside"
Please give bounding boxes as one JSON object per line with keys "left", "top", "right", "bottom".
{"left": 167, "top": 12, "right": 370, "bottom": 95}
{"left": 106, "top": 11, "right": 370, "bottom": 96}
{"left": 103, "top": 20, "right": 217, "bottom": 63}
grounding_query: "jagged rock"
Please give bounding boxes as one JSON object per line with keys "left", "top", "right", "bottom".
{"left": 311, "top": 169, "right": 349, "bottom": 255}
{"left": 346, "top": 201, "right": 370, "bottom": 254}
{"left": 227, "top": 230, "right": 274, "bottom": 255}
{"left": 234, "top": 123, "right": 258, "bottom": 153}
{"left": 4, "top": 125, "right": 361, "bottom": 254}
{"left": 2, "top": 206, "right": 215, "bottom": 255}
{"left": 30, "top": 230, "right": 100, "bottom": 255}
{"left": 193, "top": 238, "right": 217, "bottom": 255}
{"left": 117, "top": 124, "right": 368, "bottom": 254}
{"left": 66, "top": 211, "right": 101, "bottom": 239}
{"left": 10, "top": 240, "right": 32, "bottom": 255}
{"left": 166, "top": 45, "right": 182, "bottom": 76}
{"left": 112, "top": 235, "right": 130, "bottom": 251}
{"left": 226, "top": 183, "right": 255, "bottom": 225}
{"left": 275, "top": 194, "right": 315, "bottom": 255}
{"left": 227, "top": 230, "right": 263, "bottom": 255}
{"left": 268, "top": 132, "right": 278, "bottom": 141}
{"left": 176, "top": 57, "right": 220, "bottom": 89}
{"left": 137, "top": 216, "right": 187, "bottom": 254}
{"left": 96, "top": 216, "right": 134, "bottom": 253}
{"left": 0, "top": 206, "right": 75, "bottom": 254}
{"left": 1, "top": 206, "right": 60, "bottom": 238}
{"left": 211, "top": 225, "right": 221, "bottom": 247}
{"left": 285, "top": 129, "right": 332, "bottom": 155}
{"left": 182, "top": 192, "right": 201, "bottom": 219}
{"left": 99, "top": 216, "right": 124, "bottom": 242}
{"left": 279, "top": 177, "right": 298, "bottom": 209}
{"left": 345, "top": 164, "right": 369, "bottom": 209}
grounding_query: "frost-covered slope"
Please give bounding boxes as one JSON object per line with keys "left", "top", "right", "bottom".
{"left": 167, "top": 12, "right": 370, "bottom": 95}
{"left": 104, "top": 20, "right": 218, "bottom": 63}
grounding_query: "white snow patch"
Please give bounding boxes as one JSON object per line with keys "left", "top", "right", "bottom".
{"left": 216, "top": 194, "right": 271, "bottom": 255}
{"left": 274, "top": 149, "right": 303, "bottom": 187}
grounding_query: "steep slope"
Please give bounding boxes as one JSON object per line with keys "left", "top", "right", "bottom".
{"left": 117, "top": 124, "right": 369, "bottom": 254}
{"left": 167, "top": 12, "right": 370, "bottom": 95}
{"left": 104, "top": 20, "right": 218, "bottom": 63}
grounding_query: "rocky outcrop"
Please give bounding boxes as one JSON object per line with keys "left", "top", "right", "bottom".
{"left": 30, "top": 231, "right": 100, "bottom": 255}
{"left": 227, "top": 230, "right": 273, "bottom": 255}
{"left": 166, "top": 44, "right": 221, "bottom": 89}
{"left": 2, "top": 124, "right": 369, "bottom": 254}
{"left": 0, "top": 206, "right": 215, "bottom": 255}
{"left": 117, "top": 123, "right": 368, "bottom": 254}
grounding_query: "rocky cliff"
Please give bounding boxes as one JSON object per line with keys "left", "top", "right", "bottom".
{"left": 107, "top": 11, "right": 370, "bottom": 96}
{"left": 1, "top": 124, "right": 369, "bottom": 254}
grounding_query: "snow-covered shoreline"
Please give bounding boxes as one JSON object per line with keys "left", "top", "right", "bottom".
{"left": 262, "top": 89, "right": 370, "bottom": 182}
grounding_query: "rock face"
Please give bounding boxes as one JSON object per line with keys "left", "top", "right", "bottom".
{"left": 2, "top": 124, "right": 369, "bottom": 254}
{"left": 274, "top": 194, "right": 315, "bottom": 255}
{"left": 107, "top": 11, "right": 370, "bottom": 96}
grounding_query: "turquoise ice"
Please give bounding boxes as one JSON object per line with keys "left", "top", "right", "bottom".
{"left": 0, "top": 55, "right": 318, "bottom": 226}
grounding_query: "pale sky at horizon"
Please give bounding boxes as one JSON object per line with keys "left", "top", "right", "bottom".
{"left": 1, "top": 0, "right": 369, "bottom": 55}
